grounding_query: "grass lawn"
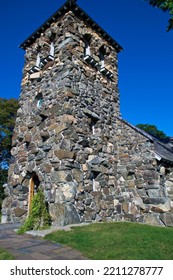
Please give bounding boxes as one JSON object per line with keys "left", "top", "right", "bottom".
{"left": 45, "top": 222, "right": 173, "bottom": 260}
{"left": 0, "top": 248, "right": 13, "bottom": 260}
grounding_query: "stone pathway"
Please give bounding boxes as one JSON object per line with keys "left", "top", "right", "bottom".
{"left": 0, "top": 223, "right": 88, "bottom": 260}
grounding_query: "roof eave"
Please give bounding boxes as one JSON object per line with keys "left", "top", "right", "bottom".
{"left": 155, "top": 153, "right": 173, "bottom": 164}
{"left": 116, "top": 117, "right": 154, "bottom": 142}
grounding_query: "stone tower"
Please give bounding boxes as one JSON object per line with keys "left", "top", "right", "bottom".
{"left": 2, "top": 0, "right": 173, "bottom": 226}
{"left": 2, "top": 0, "right": 123, "bottom": 225}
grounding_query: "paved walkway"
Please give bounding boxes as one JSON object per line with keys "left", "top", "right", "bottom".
{"left": 0, "top": 223, "right": 88, "bottom": 260}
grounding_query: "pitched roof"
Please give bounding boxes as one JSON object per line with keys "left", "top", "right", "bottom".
{"left": 117, "top": 117, "right": 173, "bottom": 163}
{"left": 19, "top": 0, "right": 123, "bottom": 52}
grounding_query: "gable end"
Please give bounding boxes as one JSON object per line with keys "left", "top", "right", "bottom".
{"left": 19, "top": 0, "right": 123, "bottom": 53}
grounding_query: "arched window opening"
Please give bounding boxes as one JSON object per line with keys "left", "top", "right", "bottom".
{"left": 83, "top": 34, "right": 98, "bottom": 67}
{"left": 89, "top": 115, "right": 99, "bottom": 136}
{"left": 36, "top": 93, "right": 44, "bottom": 109}
{"left": 99, "top": 46, "right": 113, "bottom": 78}
{"left": 90, "top": 171, "right": 100, "bottom": 191}
{"left": 100, "top": 51, "right": 105, "bottom": 69}
{"left": 37, "top": 98, "right": 43, "bottom": 109}
{"left": 99, "top": 46, "right": 106, "bottom": 70}
{"left": 40, "top": 42, "right": 54, "bottom": 67}
{"left": 84, "top": 34, "right": 91, "bottom": 58}
{"left": 28, "top": 52, "right": 41, "bottom": 74}
{"left": 84, "top": 39, "right": 91, "bottom": 57}
{"left": 91, "top": 118, "right": 97, "bottom": 135}
{"left": 25, "top": 142, "right": 30, "bottom": 150}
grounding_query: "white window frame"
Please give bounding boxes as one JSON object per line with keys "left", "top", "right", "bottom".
{"left": 36, "top": 53, "right": 41, "bottom": 67}
{"left": 50, "top": 42, "right": 54, "bottom": 57}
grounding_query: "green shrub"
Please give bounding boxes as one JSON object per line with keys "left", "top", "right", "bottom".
{"left": 18, "top": 188, "right": 51, "bottom": 234}
{"left": 0, "top": 168, "right": 8, "bottom": 210}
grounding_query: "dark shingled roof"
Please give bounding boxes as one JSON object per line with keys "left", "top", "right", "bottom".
{"left": 117, "top": 117, "right": 173, "bottom": 163}
{"left": 153, "top": 141, "right": 173, "bottom": 163}
{"left": 19, "top": 0, "right": 123, "bottom": 52}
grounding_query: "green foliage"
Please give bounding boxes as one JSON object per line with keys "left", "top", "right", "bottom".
{"left": 18, "top": 189, "right": 51, "bottom": 234}
{"left": 0, "top": 98, "right": 18, "bottom": 167}
{"left": 0, "top": 98, "right": 18, "bottom": 210}
{"left": 45, "top": 222, "right": 173, "bottom": 260}
{"left": 136, "top": 123, "right": 168, "bottom": 139}
{"left": 145, "top": 0, "right": 173, "bottom": 31}
{"left": 0, "top": 168, "right": 8, "bottom": 209}
{"left": 0, "top": 247, "right": 14, "bottom": 260}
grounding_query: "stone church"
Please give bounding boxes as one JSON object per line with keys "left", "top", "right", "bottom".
{"left": 2, "top": 0, "right": 173, "bottom": 226}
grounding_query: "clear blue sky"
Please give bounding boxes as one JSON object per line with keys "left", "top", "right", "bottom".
{"left": 1, "top": 0, "right": 173, "bottom": 136}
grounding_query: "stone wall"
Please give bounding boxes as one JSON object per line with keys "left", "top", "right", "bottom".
{"left": 2, "top": 9, "right": 173, "bottom": 226}
{"left": 113, "top": 119, "right": 173, "bottom": 226}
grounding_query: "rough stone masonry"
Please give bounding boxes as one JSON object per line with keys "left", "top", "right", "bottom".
{"left": 2, "top": 0, "right": 173, "bottom": 226}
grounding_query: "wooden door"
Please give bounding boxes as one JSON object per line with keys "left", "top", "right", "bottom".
{"left": 28, "top": 177, "right": 34, "bottom": 215}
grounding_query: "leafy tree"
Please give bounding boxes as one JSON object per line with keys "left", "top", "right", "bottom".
{"left": 0, "top": 98, "right": 18, "bottom": 168}
{"left": 136, "top": 123, "right": 168, "bottom": 139}
{"left": 145, "top": 0, "right": 173, "bottom": 31}
{"left": 0, "top": 98, "right": 18, "bottom": 208}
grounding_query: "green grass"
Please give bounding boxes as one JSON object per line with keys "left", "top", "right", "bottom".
{"left": 0, "top": 248, "right": 14, "bottom": 260}
{"left": 45, "top": 222, "right": 173, "bottom": 260}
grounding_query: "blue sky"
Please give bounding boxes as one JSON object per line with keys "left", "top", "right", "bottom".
{"left": 1, "top": 0, "right": 173, "bottom": 136}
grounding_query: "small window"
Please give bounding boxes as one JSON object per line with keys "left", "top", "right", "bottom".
{"left": 37, "top": 98, "right": 43, "bottom": 109}
{"left": 99, "top": 46, "right": 106, "bottom": 70}
{"left": 90, "top": 171, "right": 100, "bottom": 191}
{"left": 28, "top": 52, "right": 41, "bottom": 74}
{"left": 40, "top": 42, "right": 54, "bottom": 67}
{"left": 36, "top": 93, "right": 43, "bottom": 109}
{"left": 25, "top": 142, "right": 30, "bottom": 150}
{"left": 91, "top": 119, "right": 97, "bottom": 135}
{"left": 89, "top": 117, "right": 99, "bottom": 135}
{"left": 84, "top": 40, "right": 90, "bottom": 57}
{"left": 99, "top": 51, "right": 105, "bottom": 69}
{"left": 84, "top": 34, "right": 91, "bottom": 58}
{"left": 36, "top": 53, "right": 41, "bottom": 67}
{"left": 50, "top": 42, "right": 54, "bottom": 57}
